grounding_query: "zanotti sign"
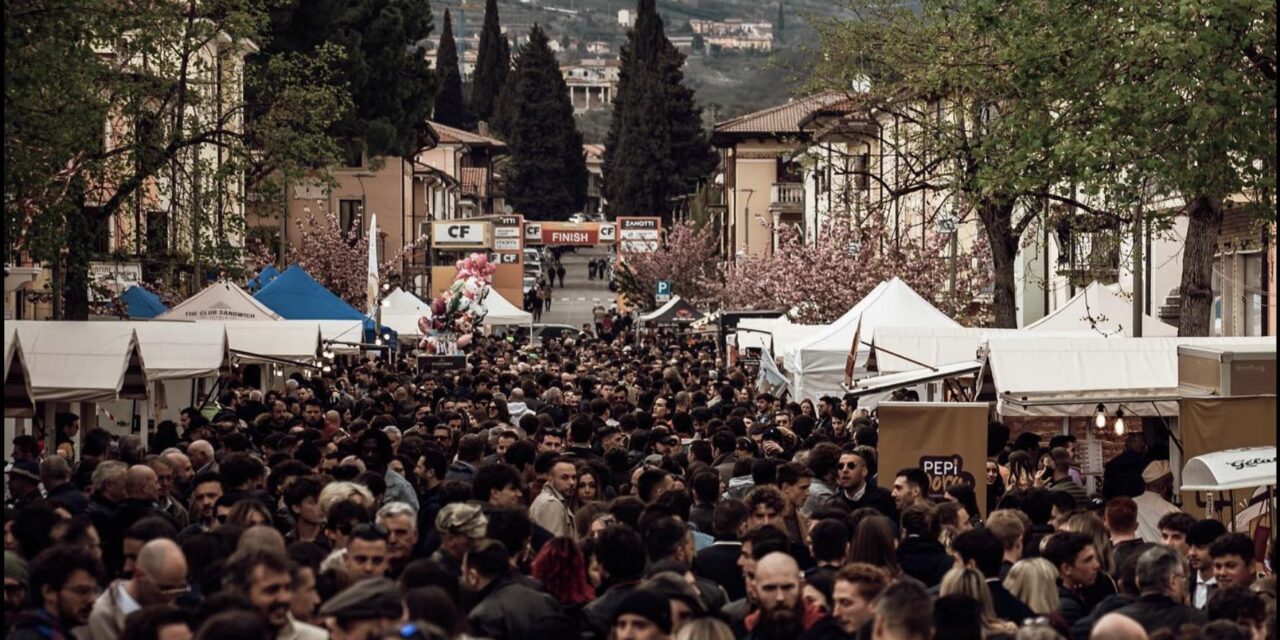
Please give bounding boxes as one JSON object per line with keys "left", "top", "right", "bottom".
{"left": 616, "top": 216, "right": 662, "bottom": 253}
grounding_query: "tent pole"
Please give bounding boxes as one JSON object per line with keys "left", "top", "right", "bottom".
{"left": 1169, "top": 417, "right": 1182, "bottom": 506}
{"left": 140, "top": 381, "right": 152, "bottom": 452}
{"left": 44, "top": 402, "right": 56, "bottom": 458}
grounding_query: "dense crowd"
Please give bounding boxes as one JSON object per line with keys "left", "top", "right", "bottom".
{"left": 3, "top": 328, "right": 1275, "bottom": 640}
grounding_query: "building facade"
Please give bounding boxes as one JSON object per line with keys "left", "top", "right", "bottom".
{"left": 561, "top": 58, "right": 621, "bottom": 112}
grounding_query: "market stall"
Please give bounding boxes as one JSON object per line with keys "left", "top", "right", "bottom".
{"left": 158, "top": 281, "right": 282, "bottom": 321}
{"left": 254, "top": 265, "right": 390, "bottom": 345}
{"left": 119, "top": 286, "right": 169, "bottom": 319}
{"left": 639, "top": 296, "right": 706, "bottom": 326}
{"left": 1025, "top": 281, "right": 1178, "bottom": 337}
{"left": 1181, "top": 446, "right": 1276, "bottom": 532}
{"left": 380, "top": 288, "right": 433, "bottom": 342}
{"left": 4, "top": 325, "right": 34, "bottom": 418}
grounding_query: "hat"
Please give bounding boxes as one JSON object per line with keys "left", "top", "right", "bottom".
{"left": 4, "top": 551, "right": 29, "bottom": 584}
{"left": 435, "top": 502, "right": 488, "bottom": 539}
{"left": 613, "top": 588, "right": 673, "bottom": 634}
{"left": 319, "top": 577, "right": 404, "bottom": 622}
{"left": 6, "top": 460, "right": 39, "bottom": 483}
{"left": 1141, "top": 460, "right": 1172, "bottom": 483}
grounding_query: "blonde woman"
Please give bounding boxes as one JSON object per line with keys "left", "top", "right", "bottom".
{"left": 1003, "top": 558, "right": 1061, "bottom": 615}
{"left": 318, "top": 480, "right": 375, "bottom": 517}
{"left": 1061, "top": 511, "right": 1115, "bottom": 574}
{"left": 940, "top": 567, "right": 1019, "bottom": 636}
{"left": 673, "top": 617, "right": 735, "bottom": 640}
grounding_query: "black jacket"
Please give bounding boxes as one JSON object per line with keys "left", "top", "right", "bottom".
{"left": 467, "top": 574, "right": 575, "bottom": 640}
{"left": 695, "top": 540, "right": 746, "bottom": 601}
{"left": 1057, "top": 583, "right": 1089, "bottom": 627}
{"left": 581, "top": 580, "right": 639, "bottom": 640}
{"left": 1070, "top": 594, "right": 1134, "bottom": 640}
{"left": 896, "top": 536, "right": 953, "bottom": 588}
{"left": 1103, "top": 451, "right": 1149, "bottom": 499}
{"left": 987, "top": 579, "right": 1036, "bottom": 625}
{"left": 831, "top": 484, "right": 899, "bottom": 522}
{"left": 1112, "top": 593, "right": 1207, "bottom": 636}
{"left": 45, "top": 482, "right": 89, "bottom": 516}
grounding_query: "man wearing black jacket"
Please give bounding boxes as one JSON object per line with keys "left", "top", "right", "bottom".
{"left": 1113, "top": 545, "right": 1206, "bottom": 636}
{"left": 830, "top": 450, "right": 897, "bottom": 523}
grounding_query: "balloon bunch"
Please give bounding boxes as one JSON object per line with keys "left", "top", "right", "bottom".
{"left": 418, "top": 253, "right": 498, "bottom": 354}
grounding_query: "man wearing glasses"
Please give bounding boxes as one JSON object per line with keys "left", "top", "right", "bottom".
{"left": 85, "top": 539, "right": 188, "bottom": 640}
{"left": 11, "top": 546, "right": 105, "bottom": 640}
{"left": 832, "top": 450, "right": 897, "bottom": 522}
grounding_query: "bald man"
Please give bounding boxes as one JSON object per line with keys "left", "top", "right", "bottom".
{"left": 753, "top": 552, "right": 840, "bottom": 640}
{"left": 323, "top": 410, "right": 343, "bottom": 438}
{"left": 1090, "top": 613, "right": 1149, "bottom": 640}
{"left": 125, "top": 465, "right": 159, "bottom": 503}
{"left": 86, "top": 538, "right": 188, "bottom": 640}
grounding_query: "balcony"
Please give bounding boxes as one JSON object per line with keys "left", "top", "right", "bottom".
{"left": 769, "top": 182, "right": 804, "bottom": 214}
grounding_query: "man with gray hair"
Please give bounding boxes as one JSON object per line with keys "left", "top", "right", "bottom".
{"left": 40, "top": 455, "right": 87, "bottom": 515}
{"left": 85, "top": 538, "right": 188, "bottom": 640}
{"left": 375, "top": 501, "right": 418, "bottom": 578}
{"left": 187, "top": 439, "right": 216, "bottom": 474}
{"left": 87, "top": 460, "right": 129, "bottom": 574}
{"left": 1113, "top": 545, "right": 1206, "bottom": 635}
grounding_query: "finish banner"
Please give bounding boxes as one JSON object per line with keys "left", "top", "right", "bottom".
{"left": 876, "top": 402, "right": 990, "bottom": 516}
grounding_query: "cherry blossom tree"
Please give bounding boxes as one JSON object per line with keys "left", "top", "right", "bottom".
{"left": 708, "top": 208, "right": 992, "bottom": 325}
{"left": 278, "top": 209, "right": 426, "bottom": 308}
{"left": 616, "top": 221, "right": 719, "bottom": 309}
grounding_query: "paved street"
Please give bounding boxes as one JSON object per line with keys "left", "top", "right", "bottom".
{"left": 536, "top": 246, "right": 616, "bottom": 327}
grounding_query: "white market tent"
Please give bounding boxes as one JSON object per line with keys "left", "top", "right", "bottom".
{"left": 788, "top": 278, "right": 960, "bottom": 400}
{"left": 158, "top": 281, "right": 282, "bottom": 321}
{"left": 1025, "top": 281, "right": 1178, "bottom": 337}
{"left": 222, "top": 321, "right": 322, "bottom": 363}
{"left": 1181, "top": 446, "right": 1276, "bottom": 492}
{"left": 732, "top": 317, "right": 826, "bottom": 362}
{"left": 481, "top": 289, "right": 533, "bottom": 326}
{"left": 4, "top": 325, "right": 35, "bottom": 417}
{"left": 989, "top": 335, "right": 1275, "bottom": 417}
{"left": 317, "top": 320, "right": 367, "bottom": 354}
{"left": 379, "top": 288, "right": 432, "bottom": 341}
{"left": 868, "top": 326, "right": 1099, "bottom": 374}
{"left": 10, "top": 321, "right": 148, "bottom": 403}
{"left": 122, "top": 321, "right": 230, "bottom": 381}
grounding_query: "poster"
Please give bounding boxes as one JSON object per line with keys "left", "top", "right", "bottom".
{"left": 877, "top": 402, "right": 990, "bottom": 515}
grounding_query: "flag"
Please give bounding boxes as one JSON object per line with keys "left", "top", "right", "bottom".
{"left": 366, "top": 213, "right": 379, "bottom": 316}
{"left": 757, "top": 347, "right": 790, "bottom": 397}
{"left": 843, "top": 315, "right": 863, "bottom": 387}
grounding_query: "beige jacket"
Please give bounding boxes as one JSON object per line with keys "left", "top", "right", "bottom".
{"left": 529, "top": 484, "right": 575, "bottom": 538}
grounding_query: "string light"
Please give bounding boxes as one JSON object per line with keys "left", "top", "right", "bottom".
{"left": 1113, "top": 408, "right": 1126, "bottom": 436}
{"left": 1094, "top": 403, "right": 1107, "bottom": 429}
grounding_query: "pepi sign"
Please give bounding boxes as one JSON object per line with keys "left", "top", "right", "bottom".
{"left": 919, "top": 455, "right": 977, "bottom": 496}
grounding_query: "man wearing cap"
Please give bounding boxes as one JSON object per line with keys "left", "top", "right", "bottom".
{"left": 529, "top": 457, "right": 576, "bottom": 538}
{"left": 612, "top": 588, "right": 673, "bottom": 640}
{"left": 5, "top": 460, "right": 42, "bottom": 510}
{"left": 3, "top": 551, "right": 28, "bottom": 635}
{"left": 1133, "top": 460, "right": 1180, "bottom": 543}
{"left": 431, "top": 503, "right": 488, "bottom": 577}
{"left": 320, "top": 578, "right": 405, "bottom": 640}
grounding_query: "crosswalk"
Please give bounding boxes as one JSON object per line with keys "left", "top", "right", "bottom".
{"left": 552, "top": 296, "right": 615, "bottom": 302}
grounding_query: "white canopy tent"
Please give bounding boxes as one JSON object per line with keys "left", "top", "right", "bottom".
{"left": 788, "top": 278, "right": 960, "bottom": 400}
{"left": 379, "top": 288, "right": 432, "bottom": 341}
{"left": 222, "top": 321, "right": 322, "bottom": 363}
{"left": 1025, "top": 281, "right": 1178, "bottom": 336}
{"left": 122, "top": 322, "right": 230, "bottom": 381}
{"left": 10, "top": 321, "right": 149, "bottom": 403}
{"left": 480, "top": 289, "right": 533, "bottom": 326}
{"left": 732, "top": 316, "right": 825, "bottom": 362}
{"left": 868, "top": 326, "right": 1099, "bottom": 373}
{"left": 4, "top": 325, "right": 34, "bottom": 417}
{"left": 158, "top": 281, "right": 282, "bottom": 321}
{"left": 1181, "top": 446, "right": 1276, "bottom": 492}
{"left": 317, "top": 320, "right": 367, "bottom": 354}
{"left": 990, "top": 335, "right": 1275, "bottom": 417}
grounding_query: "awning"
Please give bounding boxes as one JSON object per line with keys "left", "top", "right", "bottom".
{"left": 120, "top": 286, "right": 169, "bottom": 319}
{"left": 843, "top": 360, "right": 983, "bottom": 398}
{"left": 1181, "top": 446, "right": 1277, "bottom": 492}
{"left": 4, "top": 325, "right": 35, "bottom": 417}
{"left": 990, "top": 335, "right": 1275, "bottom": 417}
{"left": 1025, "top": 281, "right": 1178, "bottom": 337}
{"left": 223, "top": 321, "right": 322, "bottom": 363}
{"left": 159, "top": 281, "right": 282, "bottom": 321}
{"left": 639, "top": 296, "right": 705, "bottom": 325}
{"left": 480, "top": 288, "right": 533, "bottom": 327}
{"left": 10, "top": 321, "right": 148, "bottom": 403}
{"left": 318, "top": 320, "right": 367, "bottom": 354}
{"left": 124, "top": 321, "right": 230, "bottom": 380}
{"left": 380, "top": 288, "right": 432, "bottom": 339}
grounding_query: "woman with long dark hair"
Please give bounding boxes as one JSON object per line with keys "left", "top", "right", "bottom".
{"left": 848, "top": 515, "right": 902, "bottom": 579}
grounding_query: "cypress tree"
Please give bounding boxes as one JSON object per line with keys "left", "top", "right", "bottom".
{"left": 506, "top": 26, "right": 587, "bottom": 220}
{"left": 433, "top": 9, "right": 474, "bottom": 130}
{"left": 604, "top": 0, "right": 714, "bottom": 223}
{"left": 471, "top": 0, "right": 508, "bottom": 122}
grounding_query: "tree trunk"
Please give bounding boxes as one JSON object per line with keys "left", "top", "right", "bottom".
{"left": 63, "top": 203, "right": 95, "bottom": 320}
{"left": 1176, "top": 195, "right": 1222, "bottom": 336}
{"left": 978, "top": 199, "right": 1019, "bottom": 328}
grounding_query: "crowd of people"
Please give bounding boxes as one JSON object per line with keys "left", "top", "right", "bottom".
{"left": 3, "top": 327, "right": 1275, "bottom": 640}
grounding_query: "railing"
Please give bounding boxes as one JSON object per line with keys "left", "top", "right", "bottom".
{"left": 770, "top": 182, "right": 804, "bottom": 208}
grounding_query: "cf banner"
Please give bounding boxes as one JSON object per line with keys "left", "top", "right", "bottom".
{"left": 877, "top": 402, "right": 989, "bottom": 516}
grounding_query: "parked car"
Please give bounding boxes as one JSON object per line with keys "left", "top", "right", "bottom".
{"left": 523, "top": 276, "right": 537, "bottom": 296}
{"left": 568, "top": 213, "right": 586, "bottom": 223}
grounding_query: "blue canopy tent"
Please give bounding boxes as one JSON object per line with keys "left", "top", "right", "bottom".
{"left": 246, "top": 265, "right": 280, "bottom": 292}
{"left": 120, "top": 286, "right": 169, "bottom": 319}
{"left": 253, "top": 265, "right": 396, "bottom": 348}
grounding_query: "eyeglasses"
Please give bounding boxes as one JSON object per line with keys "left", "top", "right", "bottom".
{"left": 158, "top": 582, "right": 191, "bottom": 596}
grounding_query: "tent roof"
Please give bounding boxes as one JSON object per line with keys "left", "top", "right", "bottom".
{"left": 5, "top": 326, "right": 34, "bottom": 417}
{"left": 121, "top": 286, "right": 169, "bottom": 319}
{"left": 246, "top": 264, "right": 280, "bottom": 291}
{"left": 868, "top": 326, "right": 1097, "bottom": 373}
{"left": 122, "top": 321, "right": 230, "bottom": 380}
{"left": 11, "top": 321, "right": 149, "bottom": 403}
{"left": 1181, "top": 446, "right": 1276, "bottom": 491}
{"left": 481, "top": 288, "right": 533, "bottom": 326}
{"left": 639, "top": 296, "right": 705, "bottom": 325}
{"left": 380, "top": 288, "right": 431, "bottom": 338}
{"left": 1025, "top": 281, "right": 1178, "bottom": 336}
{"left": 223, "top": 321, "right": 322, "bottom": 362}
{"left": 845, "top": 360, "right": 984, "bottom": 398}
{"left": 159, "top": 281, "right": 282, "bottom": 321}
{"left": 318, "top": 320, "right": 366, "bottom": 354}
{"left": 254, "top": 265, "right": 367, "bottom": 321}
{"left": 789, "top": 278, "right": 959, "bottom": 399}
{"left": 733, "top": 317, "right": 824, "bottom": 360}
{"left": 990, "top": 335, "right": 1275, "bottom": 417}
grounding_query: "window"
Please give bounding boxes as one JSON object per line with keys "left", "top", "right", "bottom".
{"left": 339, "top": 199, "right": 363, "bottom": 238}
{"left": 1243, "top": 252, "right": 1264, "bottom": 336}
{"left": 853, "top": 154, "right": 870, "bottom": 191}
{"left": 1211, "top": 262, "right": 1223, "bottom": 336}
{"left": 146, "top": 210, "right": 168, "bottom": 254}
